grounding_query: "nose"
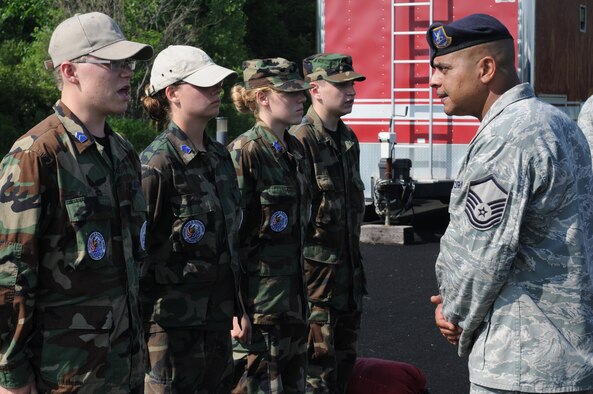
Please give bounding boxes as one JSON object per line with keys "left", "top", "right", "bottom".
{"left": 209, "top": 82, "right": 223, "bottom": 96}
{"left": 120, "top": 67, "right": 134, "bottom": 78}
{"left": 296, "top": 91, "right": 306, "bottom": 103}
{"left": 429, "top": 71, "right": 440, "bottom": 89}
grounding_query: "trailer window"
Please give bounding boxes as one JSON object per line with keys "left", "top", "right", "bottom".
{"left": 581, "top": 5, "right": 587, "bottom": 33}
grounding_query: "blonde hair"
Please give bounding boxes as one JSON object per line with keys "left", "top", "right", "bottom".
{"left": 141, "top": 84, "right": 171, "bottom": 124}
{"left": 231, "top": 85, "right": 272, "bottom": 119}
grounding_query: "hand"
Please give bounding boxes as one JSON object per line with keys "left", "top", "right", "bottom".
{"left": 231, "top": 313, "right": 252, "bottom": 344}
{"left": 0, "top": 383, "right": 38, "bottom": 394}
{"left": 430, "top": 294, "right": 462, "bottom": 345}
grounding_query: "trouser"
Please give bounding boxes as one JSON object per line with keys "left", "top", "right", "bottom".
{"left": 144, "top": 323, "right": 233, "bottom": 394}
{"left": 232, "top": 323, "right": 308, "bottom": 394}
{"left": 306, "top": 308, "right": 362, "bottom": 394}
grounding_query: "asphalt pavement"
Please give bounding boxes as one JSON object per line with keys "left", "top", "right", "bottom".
{"left": 357, "top": 201, "right": 470, "bottom": 394}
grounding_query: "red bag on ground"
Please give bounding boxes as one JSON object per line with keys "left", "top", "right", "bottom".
{"left": 346, "top": 357, "right": 427, "bottom": 394}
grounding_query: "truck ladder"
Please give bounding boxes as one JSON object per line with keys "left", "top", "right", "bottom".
{"left": 391, "top": 0, "right": 434, "bottom": 179}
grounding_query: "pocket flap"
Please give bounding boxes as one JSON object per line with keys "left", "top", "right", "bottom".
{"left": 260, "top": 185, "right": 297, "bottom": 205}
{"left": 44, "top": 305, "right": 113, "bottom": 330}
{"left": 65, "top": 196, "right": 112, "bottom": 222}
{"left": 171, "top": 194, "right": 215, "bottom": 217}
{"left": 154, "top": 261, "right": 217, "bottom": 284}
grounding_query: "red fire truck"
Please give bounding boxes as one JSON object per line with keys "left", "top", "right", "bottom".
{"left": 318, "top": 0, "right": 593, "bottom": 218}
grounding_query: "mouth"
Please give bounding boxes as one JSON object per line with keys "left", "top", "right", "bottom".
{"left": 118, "top": 85, "right": 131, "bottom": 99}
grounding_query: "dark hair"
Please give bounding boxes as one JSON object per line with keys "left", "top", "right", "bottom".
{"left": 141, "top": 84, "right": 170, "bottom": 124}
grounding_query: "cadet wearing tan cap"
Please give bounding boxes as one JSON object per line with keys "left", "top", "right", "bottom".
{"left": 139, "top": 45, "right": 246, "bottom": 394}
{"left": 0, "top": 12, "right": 152, "bottom": 393}
{"left": 289, "top": 53, "right": 366, "bottom": 394}
{"left": 227, "top": 58, "right": 311, "bottom": 393}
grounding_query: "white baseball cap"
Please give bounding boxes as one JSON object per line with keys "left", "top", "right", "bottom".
{"left": 147, "top": 45, "right": 237, "bottom": 96}
{"left": 47, "top": 12, "right": 153, "bottom": 68}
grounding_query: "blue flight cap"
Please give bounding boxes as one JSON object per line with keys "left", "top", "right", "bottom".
{"left": 426, "top": 13, "right": 513, "bottom": 67}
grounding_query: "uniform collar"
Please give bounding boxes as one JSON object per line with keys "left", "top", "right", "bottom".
{"left": 54, "top": 100, "right": 110, "bottom": 155}
{"left": 165, "top": 121, "right": 226, "bottom": 166}
{"left": 304, "top": 106, "right": 356, "bottom": 151}
{"left": 478, "top": 83, "right": 535, "bottom": 136}
{"left": 253, "top": 122, "right": 304, "bottom": 163}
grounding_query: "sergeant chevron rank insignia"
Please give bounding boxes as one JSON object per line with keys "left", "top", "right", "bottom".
{"left": 465, "top": 175, "right": 509, "bottom": 231}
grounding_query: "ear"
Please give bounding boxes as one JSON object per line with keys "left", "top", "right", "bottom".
{"left": 255, "top": 90, "right": 269, "bottom": 107}
{"left": 478, "top": 56, "right": 496, "bottom": 84}
{"left": 165, "top": 85, "right": 180, "bottom": 104}
{"left": 61, "top": 62, "right": 78, "bottom": 85}
{"left": 309, "top": 82, "right": 321, "bottom": 100}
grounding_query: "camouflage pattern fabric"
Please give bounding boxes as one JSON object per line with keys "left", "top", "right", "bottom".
{"left": 302, "top": 53, "right": 365, "bottom": 83}
{"left": 140, "top": 123, "right": 242, "bottom": 391}
{"left": 232, "top": 323, "right": 308, "bottom": 394}
{"left": 306, "top": 309, "right": 361, "bottom": 394}
{"left": 242, "top": 58, "right": 310, "bottom": 92}
{"left": 227, "top": 122, "right": 311, "bottom": 393}
{"left": 0, "top": 101, "right": 147, "bottom": 392}
{"left": 290, "top": 107, "right": 366, "bottom": 393}
{"left": 577, "top": 94, "right": 593, "bottom": 166}
{"left": 437, "top": 84, "right": 593, "bottom": 392}
{"left": 144, "top": 324, "right": 233, "bottom": 394}
{"left": 290, "top": 107, "right": 367, "bottom": 315}
{"left": 227, "top": 122, "right": 310, "bottom": 325}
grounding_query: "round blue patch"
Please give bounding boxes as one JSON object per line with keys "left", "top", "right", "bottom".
{"left": 87, "top": 231, "right": 106, "bottom": 261}
{"left": 140, "top": 221, "right": 147, "bottom": 251}
{"left": 270, "top": 211, "right": 288, "bottom": 233}
{"left": 182, "top": 219, "right": 205, "bottom": 244}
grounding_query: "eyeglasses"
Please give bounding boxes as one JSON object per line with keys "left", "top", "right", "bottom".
{"left": 72, "top": 57, "right": 137, "bottom": 71}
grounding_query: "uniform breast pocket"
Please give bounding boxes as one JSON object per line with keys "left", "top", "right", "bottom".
{"left": 170, "top": 194, "right": 218, "bottom": 260}
{"left": 259, "top": 185, "right": 297, "bottom": 240}
{"left": 65, "top": 196, "right": 113, "bottom": 269}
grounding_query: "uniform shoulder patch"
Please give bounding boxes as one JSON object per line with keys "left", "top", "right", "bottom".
{"left": 465, "top": 175, "right": 509, "bottom": 231}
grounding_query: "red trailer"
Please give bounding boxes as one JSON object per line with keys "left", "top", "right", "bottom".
{"left": 318, "top": 0, "right": 593, "bottom": 212}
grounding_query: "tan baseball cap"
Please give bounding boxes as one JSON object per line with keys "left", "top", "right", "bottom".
{"left": 147, "top": 45, "right": 237, "bottom": 96}
{"left": 47, "top": 12, "right": 153, "bottom": 68}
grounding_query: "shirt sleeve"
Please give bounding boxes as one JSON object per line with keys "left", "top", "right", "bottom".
{"left": 0, "top": 150, "right": 45, "bottom": 388}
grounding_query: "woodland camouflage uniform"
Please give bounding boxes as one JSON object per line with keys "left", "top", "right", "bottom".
{"left": 290, "top": 53, "right": 367, "bottom": 394}
{"left": 140, "top": 123, "right": 243, "bottom": 393}
{"left": 0, "top": 102, "right": 147, "bottom": 393}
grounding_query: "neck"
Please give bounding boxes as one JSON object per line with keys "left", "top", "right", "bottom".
{"left": 61, "top": 94, "right": 106, "bottom": 138}
{"left": 479, "top": 78, "right": 520, "bottom": 121}
{"left": 312, "top": 102, "right": 339, "bottom": 131}
{"left": 172, "top": 114, "right": 208, "bottom": 151}
{"left": 258, "top": 113, "right": 287, "bottom": 141}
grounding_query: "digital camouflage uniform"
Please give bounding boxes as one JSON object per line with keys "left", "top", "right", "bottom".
{"left": 140, "top": 123, "right": 243, "bottom": 393}
{"left": 228, "top": 120, "right": 311, "bottom": 394}
{"left": 437, "top": 84, "right": 593, "bottom": 393}
{"left": 0, "top": 101, "right": 147, "bottom": 393}
{"left": 289, "top": 53, "right": 366, "bottom": 394}
{"left": 577, "top": 94, "right": 593, "bottom": 166}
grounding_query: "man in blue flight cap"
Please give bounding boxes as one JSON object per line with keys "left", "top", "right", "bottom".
{"left": 427, "top": 13, "right": 593, "bottom": 394}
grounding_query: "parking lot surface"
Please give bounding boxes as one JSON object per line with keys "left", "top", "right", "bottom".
{"left": 357, "top": 202, "right": 470, "bottom": 393}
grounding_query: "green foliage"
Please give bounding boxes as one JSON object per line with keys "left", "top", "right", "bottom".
{"left": 108, "top": 116, "right": 160, "bottom": 153}
{"left": 244, "top": 0, "right": 317, "bottom": 68}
